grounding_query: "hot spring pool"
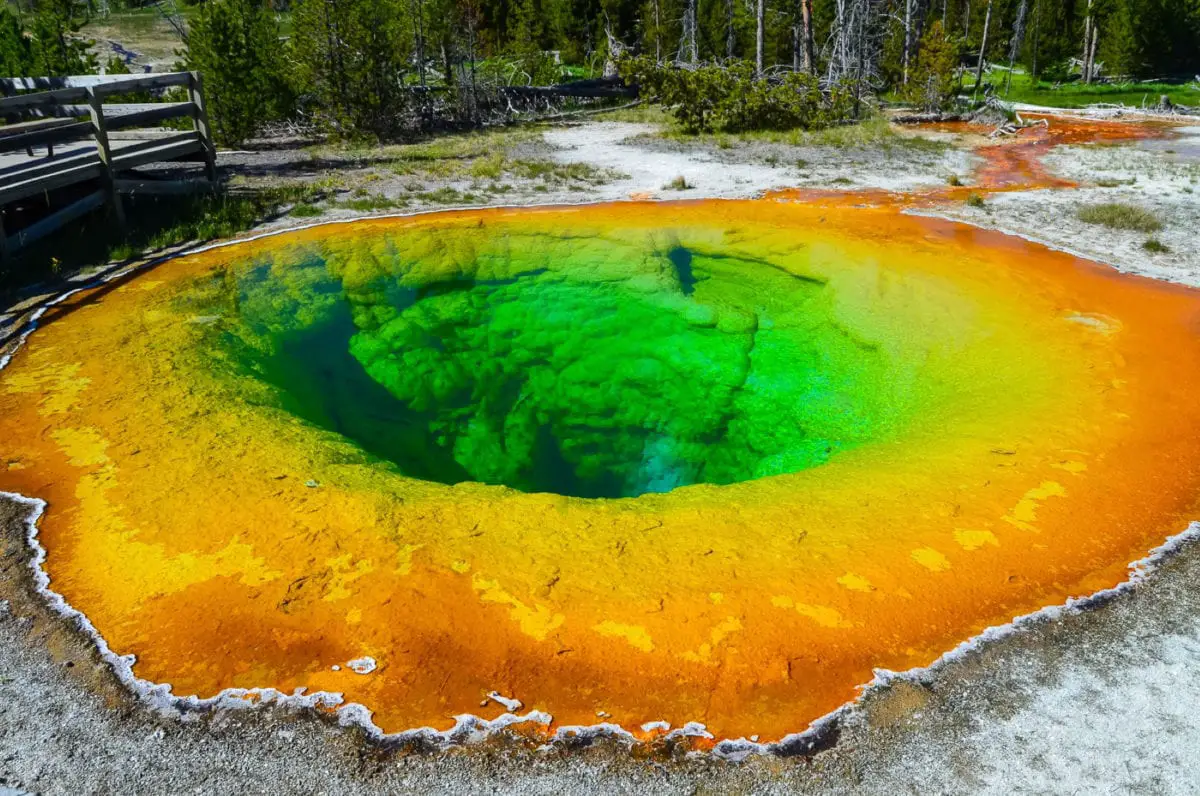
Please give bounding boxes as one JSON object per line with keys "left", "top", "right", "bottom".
{"left": 3, "top": 200, "right": 1200, "bottom": 742}
{"left": 224, "top": 229, "right": 907, "bottom": 498}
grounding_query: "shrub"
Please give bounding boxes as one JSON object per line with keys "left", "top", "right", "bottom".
{"left": 1142, "top": 238, "right": 1169, "bottom": 253}
{"left": 966, "top": 193, "right": 986, "bottom": 208}
{"left": 664, "top": 175, "right": 691, "bottom": 190}
{"left": 1076, "top": 202, "right": 1163, "bottom": 232}
{"left": 621, "top": 56, "right": 860, "bottom": 134}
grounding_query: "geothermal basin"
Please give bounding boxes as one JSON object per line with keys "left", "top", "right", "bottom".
{"left": 3, "top": 199, "right": 1200, "bottom": 744}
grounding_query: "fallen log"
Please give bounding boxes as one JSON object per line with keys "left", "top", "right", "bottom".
{"left": 891, "top": 111, "right": 967, "bottom": 124}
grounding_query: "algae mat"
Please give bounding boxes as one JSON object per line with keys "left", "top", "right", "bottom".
{"left": 3, "top": 200, "right": 1200, "bottom": 743}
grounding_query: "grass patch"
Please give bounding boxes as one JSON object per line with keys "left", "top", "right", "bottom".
{"left": 357, "top": 128, "right": 621, "bottom": 187}
{"left": 1142, "top": 238, "right": 1170, "bottom": 253}
{"left": 966, "top": 193, "right": 986, "bottom": 208}
{"left": 337, "top": 194, "right": 406, "bottom": 212}
{"left": 1076, "top": 202, "right": 1163, "bottom": 232}
{"left": 1095, "top": 178, "right": 1132, "bottom": 188}
{"left": 947, "top": 174, "right": 963, "bottom": 186}
{"left": 663, "top": 175, "right": 691, "bottom": 190}
{"left": 963, "top": 69, "right": 1199, "bottom": 110}
{"left": 655, "top": 114, "right": 949, "bottom": 152}
{"left": 289, "top": 202, "right": 324, "bottom": 218}
{"left": 592, "top": 104, "right": 673, "bottom": 125}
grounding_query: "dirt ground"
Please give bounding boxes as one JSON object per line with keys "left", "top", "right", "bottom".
{"left": 4, "top": 112, "right": 1200, "bottom": 794}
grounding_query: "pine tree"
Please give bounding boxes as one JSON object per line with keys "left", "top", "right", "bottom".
{"left": 184, "top": 0, "right": 292, "bottom": 145}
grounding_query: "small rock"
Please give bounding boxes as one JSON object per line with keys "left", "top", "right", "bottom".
{"left": 347, "top": 656, "right": 377, "bottom": 674}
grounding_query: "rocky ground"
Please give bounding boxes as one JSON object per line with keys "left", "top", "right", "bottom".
{"left": 4, "top": 112, "right": 1200, "bottom": 794}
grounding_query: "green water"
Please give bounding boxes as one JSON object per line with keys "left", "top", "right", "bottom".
{"left": 187, "top": 230, "right": 896, "bottom": 498}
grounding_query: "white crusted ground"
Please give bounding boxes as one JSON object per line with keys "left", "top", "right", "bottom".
{"left": 925, "top": 124, "right": 1200, "bottom": 288}
{"left": 544, "top": 121, "right": 976, "bottom": 200}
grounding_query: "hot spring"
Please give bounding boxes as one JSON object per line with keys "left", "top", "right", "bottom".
{"left": 222, "top": 233, "right": 903, "bottom": 499}
{"left": 4, "top": 201, "right": 1200, "bottom": 742}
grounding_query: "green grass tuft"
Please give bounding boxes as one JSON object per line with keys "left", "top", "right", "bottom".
{"left": 290, "top": 203, "right": 324, "bottom": 218}
{"left": 1076, "top": 202, "right": 1163, "bottom": 232}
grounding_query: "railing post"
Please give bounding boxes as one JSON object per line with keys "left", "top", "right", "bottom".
{"left": 0, "top": 211, "right": 10, "bottom": 267}
{"left": 188, "top": 71, "right": 218, "bottom": 183}
{"left": 86, "top": 86, "right": 125, "bottom": 230}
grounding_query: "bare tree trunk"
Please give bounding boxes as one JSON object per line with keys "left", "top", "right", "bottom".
{"left": 1086, "top": 23, "right": 1098, "bottom": 83}
{"left": 411, "top": 0, "right": 426, "bottom": 86}
{"left": 832, "top": 0, "right": 846, "bottom": 79}
{"left": 903, "top": 0, "right": 912, "bottom": 85}
{"left": 1031, "top": 0, "right": 1040, "bottom": 77}
{"left": 1005, "top": 0, "right": 1027, "bottom": 94}
{"left": 973, "top": 0, "right": 992, "bottom": 98}
{"left": 1081, "top": 0, "right": 1093, "bottom": 81}
{"left": 727, "top": 0, "right": 737, "bottom": 58}
{"left": 756, "top": 0, "right": 765, "bottom": 74}
{"left": 654, "top": 0, "right": 663, "bottom": 61}
{"left": 801, "top": 0, "right": 814, "bottom": 71}
{"left": 680, "top": 0, "right": 699, "bottom": 63}
{"left": 792, "top": 7, "right": 800, "bottom": 70}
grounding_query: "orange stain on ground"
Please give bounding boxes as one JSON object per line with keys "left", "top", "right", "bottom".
{"left": 768, "top": 114, "right": 1174, "bottom": 207}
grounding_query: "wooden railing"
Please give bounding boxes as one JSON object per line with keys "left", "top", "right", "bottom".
{"left": 0, "top": 71, "right": 218, "bottom": 260}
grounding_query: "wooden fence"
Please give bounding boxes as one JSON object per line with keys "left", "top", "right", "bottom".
{"left": 0, "top": 71, "right": 218, "bottom": 261}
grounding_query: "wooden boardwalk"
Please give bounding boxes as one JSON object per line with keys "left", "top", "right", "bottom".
{"left": 0, "top": 71, "right": 217, "bottom": 260}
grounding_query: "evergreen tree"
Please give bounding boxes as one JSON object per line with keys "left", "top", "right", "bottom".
{"left": 184, "top": 0, "right": 292, "bottom": 145}
{"left": 29, "top": 0, "right": 96, "bottom": 76}
{"left": 291, "top": 0, "right": 416, "bottom": 137}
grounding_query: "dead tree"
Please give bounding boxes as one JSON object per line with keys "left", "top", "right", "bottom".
{"left": 903, "top": 0, "right": 913, "bottom": 84}
{"left": 902, "top": 0, "right": 928, "bottom": 86}
{"left": 756, "top": 0, "right": 766, "bottom": 74}
{"left": 1086, "top": 23, "right": 1098, "bottom": 83}
{"left": 973, "top": 0, "right": 993, "bottom": 99}
{"left": 792, "top": 0, "right": 815, "bottom": 71}
{"left": 654, "top": 0, "right": 664, "bottom": 61}
{"left": 727, "top": 0, "right": 737, "bottom": 58}
{"left": 801, "top": 0, "right": 814, "bottom": 71}
{"left": 411, "top": 0, "right": 427, "bottom": 86}
{"left": 1005, "top": 0, "right": 1028, "bottom": 95}
{"left": 1030, "top": 0, "right": 1040, "bottom": 77}
{"left": 680, "top": 0, "right": 699, "bottom": 64}
{"left": 1081, "top": 0, "right": 1093, "bottom": 82}
{"left": 824, "top": 0, "right": 885, "bottom": 106}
